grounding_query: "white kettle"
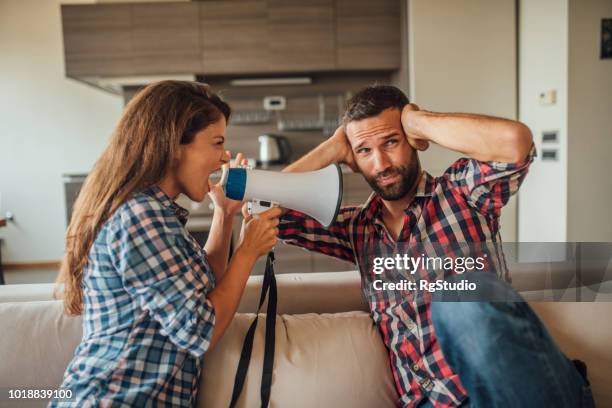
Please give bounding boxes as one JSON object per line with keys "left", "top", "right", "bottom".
{"left": 257, "top": 134, "right": 292, "bottom": 167}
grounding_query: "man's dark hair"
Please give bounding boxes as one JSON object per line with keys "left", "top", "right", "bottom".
{"left": 342, "top": 85, "right": 409, "bottom": 125}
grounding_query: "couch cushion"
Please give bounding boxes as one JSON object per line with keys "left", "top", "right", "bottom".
{"left": 199, "top": 312, "right": 397, "bottom": 407}
{"left": 530, "top": 302, "right": 612, "bottom": 407}
{"left": 0, "top": 301, "right": 81, "bottom": 389}
{"left": 0, "top": 300, "right": 398, "bottom": 407}
{"left": 0, "top": 301, "right": 81, "bottom": 408}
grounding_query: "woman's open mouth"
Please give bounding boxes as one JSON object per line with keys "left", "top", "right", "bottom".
{"left": 209, "top": 168, "right": 223, "bottom": 184}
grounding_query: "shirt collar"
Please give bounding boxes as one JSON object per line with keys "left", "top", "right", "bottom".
{"left": 362, "top": 170, "right": 435, "bottom": 221}
{"left": 142, "top": 185, "right": 190, "bottom": 225}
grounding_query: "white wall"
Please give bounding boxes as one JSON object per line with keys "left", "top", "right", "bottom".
{"left": 0, "top": 0, "right": 123, "bottom": 263}
{"left": 519, "top": 0, "right": 612, "bottom": 242}
{"left": 408, "top": 0, "right": 519, "bottom": 241}
{"left": 518, "top": 0, "right": 569, "bottom": 242}
{"left": 567, "top": 0, "right": 612, "bottom": 241}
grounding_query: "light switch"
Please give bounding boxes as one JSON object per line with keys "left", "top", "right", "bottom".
{"left": 539, "top": 90, "right": 557, "bottom": 106}
{"left": 542, "top": 131, "right": 558, "bottom": 143}
{"left": 542, "top": 149, "right": 558, "bottom": 161}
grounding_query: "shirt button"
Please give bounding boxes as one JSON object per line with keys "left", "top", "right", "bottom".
{"left": 412, "top": 363, "right": 420, "bottom": 371}
{"left": 419, "top": 378, "right": 434, "bottom": 392}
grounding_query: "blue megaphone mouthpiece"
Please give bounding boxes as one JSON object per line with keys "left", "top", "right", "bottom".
{"left": 223, "top": 168, "right": 247, "bottom": 201}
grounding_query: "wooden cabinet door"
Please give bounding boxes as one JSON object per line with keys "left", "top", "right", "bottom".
{"left": 267, "top": 0, "right": 336, "bottom": 72}
{"left": 336, "top": 0, "right": 401, "bottom": 70}
{"left": 201, "top": 0, "right": 335, "bottom": 74}
{"left": 62, "top": 3, "right": 201, "bottom": 77}
{"left": 200, "top": 1, "right": 270, "bottom": 74}
{"left": 131, "top": 2, "right": 202, "bottom": 75}
{"left": 62, "top": 4, "right": 133, "bottom": 77}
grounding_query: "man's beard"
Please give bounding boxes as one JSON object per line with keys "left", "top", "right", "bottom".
{"left": 363, "top": 157, "right": 420, "bottom": 201}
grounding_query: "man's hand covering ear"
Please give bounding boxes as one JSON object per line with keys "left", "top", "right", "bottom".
{"left": 401, "top": 103, "right": 430, "bottom": 152}
{"left": 329, "top": 126, "right": 359, "bottom": 172}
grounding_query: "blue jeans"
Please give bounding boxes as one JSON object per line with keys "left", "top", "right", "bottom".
{"left": 430, "top": 272, "right": 595, "bottom": 407}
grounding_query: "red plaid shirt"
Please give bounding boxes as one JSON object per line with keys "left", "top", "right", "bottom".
{"left": 278, "top": 145, "right": 535, "bottom": 407}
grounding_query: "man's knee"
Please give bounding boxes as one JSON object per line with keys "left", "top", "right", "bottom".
{"left": 431, "top": 301, "right": 498, "bottom": 340}
{"left": 432, "top": 298, "right": 546, "bottom": 359}
{"left": 430, "top": 301, "right": 501, "bottom": 369}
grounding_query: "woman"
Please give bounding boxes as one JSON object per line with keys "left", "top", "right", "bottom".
{"left": 51, "top": 81, "right": 280, "bottom": 406}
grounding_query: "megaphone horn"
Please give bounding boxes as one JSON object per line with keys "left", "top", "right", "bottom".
{"left": 223, "top": 163, "right": 343, "bottom": 227}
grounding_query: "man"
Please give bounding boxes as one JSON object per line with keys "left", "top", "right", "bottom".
{"left": 279, "top": 85, "right": 592, "bottom": 407}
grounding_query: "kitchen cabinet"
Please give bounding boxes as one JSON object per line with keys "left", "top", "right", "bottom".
{"left": 62, "top": 0, "right": 400, "bottom": 79}
{"left": 62, "top": 4, "right": 133, "bottom": 77}
{"left": 342, "top": 172, "right": 373, "bottom": 205}
{"left": 200, "top": 1, "right": 270, "bottom": 74}
{"left": 62, "top": 3, "right": 201, "bottom": 77}
{"left": 131, "top": 3, "right": 202, "bottom": 75}
{"left": 335, "top": 0, "right": 401, "bottom": 70}
{"left": 200, "top": 0, "right": 335, "bottom": 74}
{"left": 267, "top": 0, "right": 336, "bottom": 72}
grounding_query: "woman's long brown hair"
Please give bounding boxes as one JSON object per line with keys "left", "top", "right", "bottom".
{"left": 55, "top": 81, "right": 230, "bottom": 315}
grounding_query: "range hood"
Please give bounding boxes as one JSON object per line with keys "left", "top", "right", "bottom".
{"left": 80, "top": 74, "right": 196, "bottom": 96}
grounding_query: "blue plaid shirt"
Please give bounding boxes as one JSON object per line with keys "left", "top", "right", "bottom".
{"left": 50, "top": 186, "right": 216, "bottom": 407}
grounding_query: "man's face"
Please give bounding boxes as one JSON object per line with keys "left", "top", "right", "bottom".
{"left": 345, "top": 108, "right": 420, "bottom": 201}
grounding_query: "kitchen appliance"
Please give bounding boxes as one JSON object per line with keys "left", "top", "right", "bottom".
{"left": 63, "top": 174, "right": 88, "bottom": 225}
{"left": 257, "top": 134, "right": 291, "bottom": 167}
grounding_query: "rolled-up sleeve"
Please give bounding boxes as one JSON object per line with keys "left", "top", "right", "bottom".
{"left": 108, "top": 202, "right": 215, "bottom": 358}
{"left": 278, "top": 206, "right": 359, "bottom": 264}
{"left": 444, "top": 144, "right": 536, "bottom": 218}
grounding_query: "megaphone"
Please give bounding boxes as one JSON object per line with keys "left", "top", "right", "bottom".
{"left": 223, "top": 163, "right": 343, "bottom": 227}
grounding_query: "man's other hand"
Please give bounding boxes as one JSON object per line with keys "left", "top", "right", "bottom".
{"left": 328, "top": 126, "right": 359, "bottom": 172}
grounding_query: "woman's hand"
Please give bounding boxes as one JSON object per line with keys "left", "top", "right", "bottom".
{"left": 208, "top": 151, "right": 248, "bottom": 216}
{"left": 206, "top": 206, "right": 282, "bottom": 352}
{"left": 236, "top": 207, "right": 282, "bottom": 260}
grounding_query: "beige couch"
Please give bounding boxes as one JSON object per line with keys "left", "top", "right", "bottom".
{"left": 0, "top": 271, "right": 610, "bottom": 407}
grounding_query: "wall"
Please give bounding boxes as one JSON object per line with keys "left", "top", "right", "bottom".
{"left": 3, "top": 0, "right": 572, "bottom": 267}
{"left": 0, "top": 0, "right": 124, "bottom": 264}
{"left": 519, "top": 0, "right": 612, "bottom": 242}
{"left": 567, "top": 0, "right": 612, "bottom": 241}
{"left": 518, "top": 0, "right": 569, "bottom": 242}
{"left": 408, "top": 0, "right": 519, "bottom": 242}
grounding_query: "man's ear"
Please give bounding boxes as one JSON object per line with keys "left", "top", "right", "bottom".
{"left": 405, "top": 133, "right": 429, "bottom": 151}
{"left": 410, "top": 139, "right": 430, "bottom": 151}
